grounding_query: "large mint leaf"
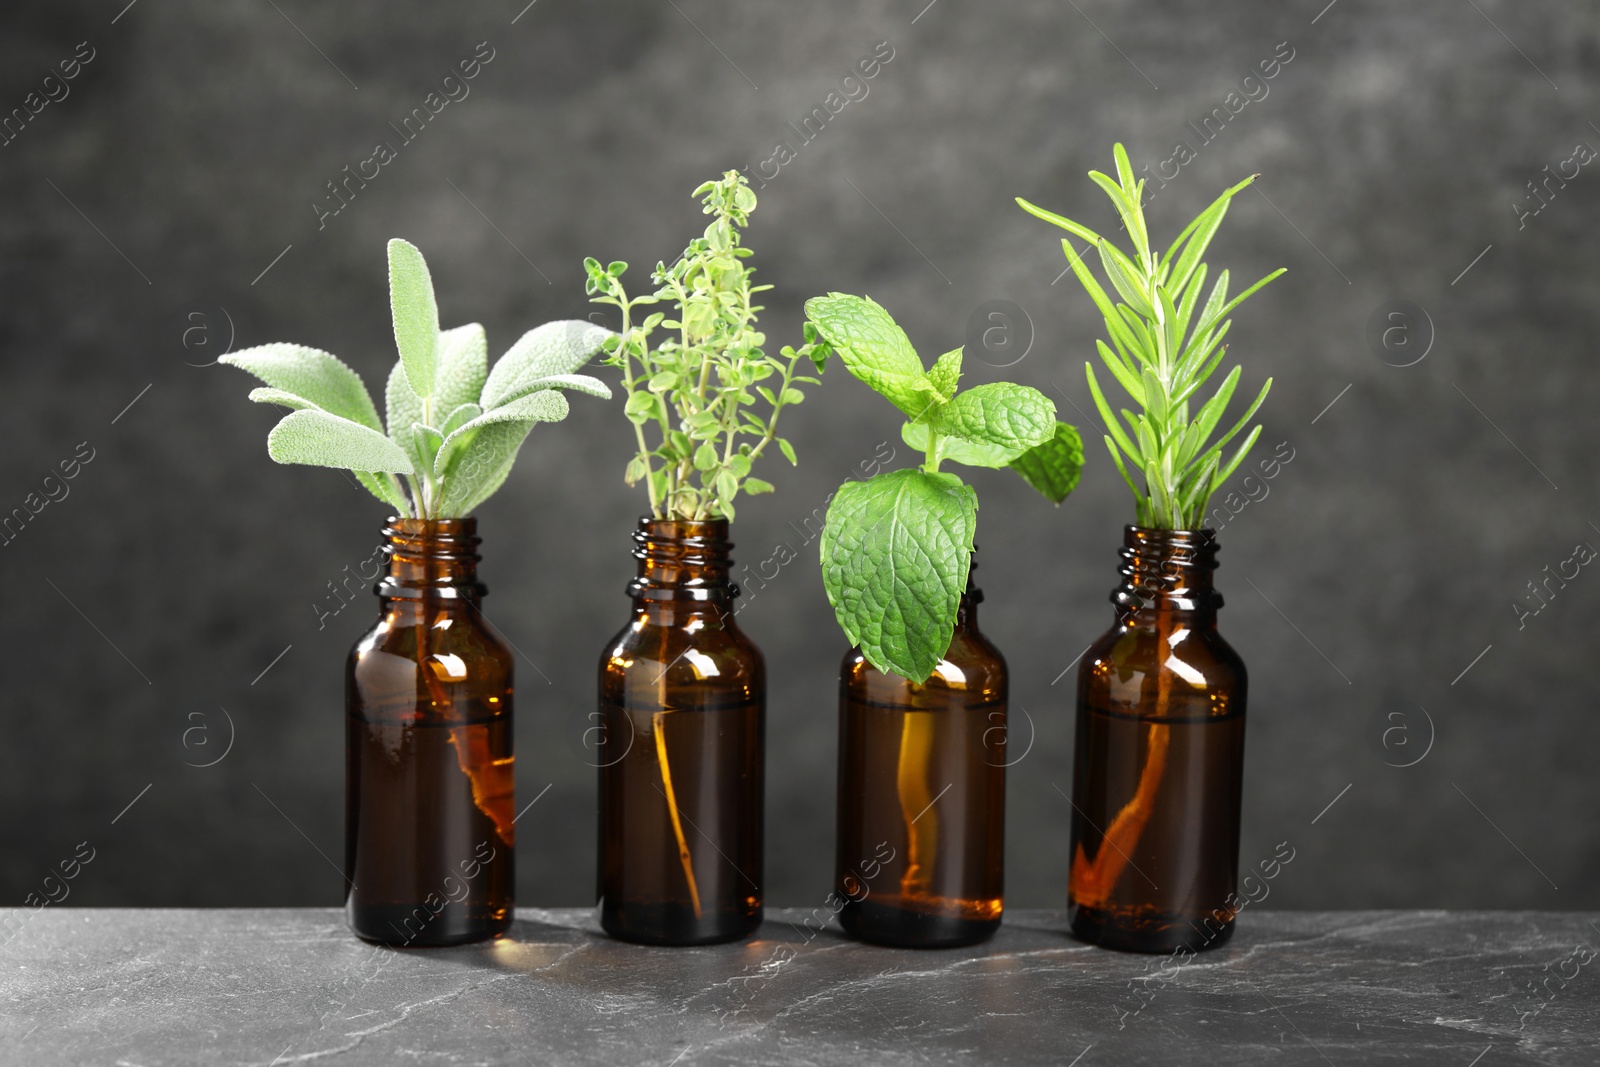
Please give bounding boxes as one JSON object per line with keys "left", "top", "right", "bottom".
{"left": 434, "top": 389, "right": 568, "bottom": 482}
{"left": 1009, "top": 421, "right": 1085, "bottom": 504}
{"left": 219, "top": 344, "right": 382, "bottom": 431}
{"left": 266, "top": 409, "right": 414, "bottom": 473}
{"left": 821, "top": 468, "right": 978, "bottom": 682}
{"left": 900, "top": 420, "right": 1018, "bottom": 469}
{"left": 434, "top": 323, "right": 488, "bottom": 413}
{"left": 481, "top": 320, "right": 613, "bottom": 409}
{"left": 804, "top": 293, "right": 938, "bottom": 420}
{"left": 928, "top": 382, "right": 1056, "bottom": 455}
{"left": 436, "top": 420, "right": 543, "bottom": 517}
{"left": 387, "top": 238, "right": 439, "bottom": 398}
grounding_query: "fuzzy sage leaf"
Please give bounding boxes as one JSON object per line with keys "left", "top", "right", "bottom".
{"left": 223, "top": 239, "right": 612, "bottom": 518}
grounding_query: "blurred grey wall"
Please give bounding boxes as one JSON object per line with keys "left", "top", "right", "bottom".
{"left": 2, "top": 0, "right": 1596, "bottom": 913}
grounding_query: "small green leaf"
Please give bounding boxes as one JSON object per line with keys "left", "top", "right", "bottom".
{"left": 778, "top": 438, "right": 798, "bottom": 466}
{"left": 715, "top": 470, "right": 739, "bottom": 501}
{"left": 928, "top": 347, "right": 963, "bottom": 401}
{"left": 928, "top": 382, "right": 1056, "bottom": 455}
{"left": 1009, "top": 421, "right": 1086, "bottom": 504}
{"left": 624, "top": 392, "right": 658, "bottom": 425}
{"left": 693, "top": 442, "right": 718, "bottom": 471}
{"left": 387, "top": 239, "right": 439, "bottom": 398}
{"left": 266, "top": 409, "right": 414, "bottom": 473}
{"left": 820, "top": 468, "right": 977, "bottom": 683}
{"left": 219, "top": 344, "right": 383, "bottom": 431}
{"left": 744, "top": 477, "right": 775, "bottom": 494}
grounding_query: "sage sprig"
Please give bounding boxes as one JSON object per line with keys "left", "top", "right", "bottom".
{"left": 1017, "top": 144, "right": 1285, "bottom": 529}
{"left": 221, "top": 239, "right": 612, "bottom": 518}
{"left": 808, "top": 293, "right": 1083, "bottom": 682}
{"left": 585, "top": 171, "right": 823, "bottom": 521}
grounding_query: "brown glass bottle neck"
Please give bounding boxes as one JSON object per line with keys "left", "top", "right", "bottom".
{"left": 375, "top": 517, "right": 485, "bottom": 603}
{"left": 1113, "top": 525, "right": 1222, "bottom": 616}
{"left": 627, "top": 517, "right": 737, "bottom": 604}
{"left": 955, "top": 552, "right": 983, "bottom": 628}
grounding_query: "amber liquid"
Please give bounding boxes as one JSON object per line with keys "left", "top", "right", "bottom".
{"left": 597, "top": 696, "right": 763, "bottom": 945}
{"left": 345, "top": 713, "right": 514, "bottom": 946}
{"left": 1068, "top": 702, "right": 1244, "bottom": 953}
{"left": 836, "top": 691, "right": 1005, "bottom": 948}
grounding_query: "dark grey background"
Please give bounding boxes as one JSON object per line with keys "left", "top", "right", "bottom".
{"left": 2, "top": 0, "right": 1595, "bottom": 914}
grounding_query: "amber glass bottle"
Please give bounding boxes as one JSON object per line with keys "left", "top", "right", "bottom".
{"left": 1069, "top": 526, "right": 1246, "bottom": 953}
{"left": 836, "top": 560, "right": 1007, "bottom": 948}
{"left": 345, "top": 517, "right": 514, "bottom": 946}
{"left": 597, "top": 518, "right": 764, "bottom": 945}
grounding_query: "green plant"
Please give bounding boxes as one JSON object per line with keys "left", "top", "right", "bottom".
{"left": 220, "top": 239, "right": 612, "bottom": 518}
{"left": 585, "top": 171, "right": 822, "bottom": 521}
{"left": 808, "top": 293, "right": 1084, "bottom": 682}
{"left": 1017, "top": 144, "right": 1285, "bottom": 529}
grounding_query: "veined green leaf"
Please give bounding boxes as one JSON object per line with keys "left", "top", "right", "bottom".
{"left": 387, "top": 239, "right": 439, "bottom": 398}
{"left": 928, "top": 382, "right": 1056, "bottom": 455}
{"left": 928, "top": 347, "right": 963, "bottom": 401}
{"left": 820, "top": 468, "right": 977, "bottom": 682}
{"left": 219, "top": 344, "right": 382, "bottom": 431}
{"left": 804, "top": 293, "right": 937, "bottom": 419}
{"left": 1009, "top": 421, "right": 1084, "bottom": 504}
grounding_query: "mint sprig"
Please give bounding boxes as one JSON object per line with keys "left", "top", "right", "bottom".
{"left": 808, "top": 293, "right": 1084, "bottom": 681}
{"left": 1017, "top": 143, "right": 1285, "bottom": 529}
{"left": 221, "top": 239, "right": 612, "bottom": 518}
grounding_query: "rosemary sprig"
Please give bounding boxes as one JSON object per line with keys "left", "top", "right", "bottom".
{"left": 1018, "top": 144, "right": 1285, "bottom": 529}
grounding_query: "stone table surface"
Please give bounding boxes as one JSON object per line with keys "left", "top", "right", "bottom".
{"left": 2, "top": 909, "right": 1596, "bottom": 1065}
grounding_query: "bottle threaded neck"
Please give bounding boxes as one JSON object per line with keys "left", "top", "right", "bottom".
{"left": 376, "top": 517, "right": 484, "bottom": 600}
{"left": 628, "top": 517, "right": 736, "bottom": 602}
{"left": 1114, "top": 525, "right": 1222, "bottom": 612}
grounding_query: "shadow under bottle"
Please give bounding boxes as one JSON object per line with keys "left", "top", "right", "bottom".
{"left": 1069, "top": 526, "right": 1246, "bottom": 954}
{"left": 597, "top": 518, "right": 764, "bottom": 945}
{"left": 345, "top": 518, "right": 514, "bottom": 947}
{"left": 836, "top": 561, "right": 1007, "bottom": 948}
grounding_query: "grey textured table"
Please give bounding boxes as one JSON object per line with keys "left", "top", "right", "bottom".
{"left": 3, "top": 909, "right": 1596, "bottom": 1065}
